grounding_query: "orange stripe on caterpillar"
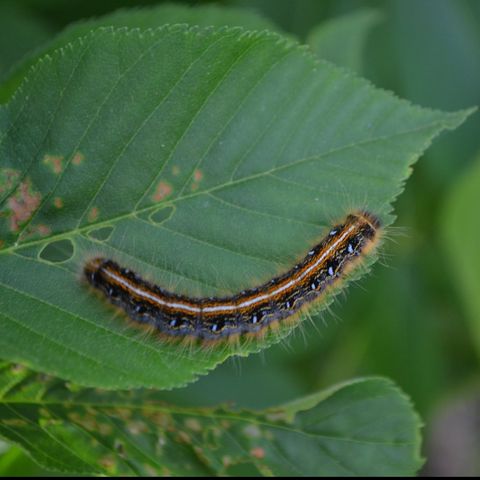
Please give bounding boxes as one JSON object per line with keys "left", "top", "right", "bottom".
{"left": 84, "top": 211, "right": 381, "bottom": 341}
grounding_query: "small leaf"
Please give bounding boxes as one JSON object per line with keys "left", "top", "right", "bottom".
{"left": 0, "top": 368, "right": 423, "bottom": 476}
{"left": 0, "top": 26, "right": 472, "bottom": 389}
{"left": 307, "top": 8, "right": 382, "bottom": 72}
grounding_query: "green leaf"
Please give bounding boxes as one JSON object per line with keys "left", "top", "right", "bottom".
{"left": 0, "top": 3, "right": 281, "bottom": 103}
{"left": 0, "top": 26, "right": 472, "bottom": 389}
{"left": 442, "top": 154, "right": 480, "bottom": 357}
{"left": 307, "top": 8, "right": 382, "bottom": 73}
{"left": 0, "top": 367, "right": 423, "bottom": 476}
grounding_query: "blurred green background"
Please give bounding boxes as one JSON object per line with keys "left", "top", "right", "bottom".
{"left": 0, "top": 0, "right": 479, "bottom": 476}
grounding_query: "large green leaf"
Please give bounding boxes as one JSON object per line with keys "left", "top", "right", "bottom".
{"left": 0, "top": 3, "right": 281, "bottom": 103}
{"left": 0, "top": 26, "right": 472, "bottom": 389}
{"left": 0, "top": 366, "right": 423, "bottom": 476}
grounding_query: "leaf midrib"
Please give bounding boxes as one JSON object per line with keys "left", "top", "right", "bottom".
{"left": 1, "top": 120, "right": 447, "bottom": 255}
{"left": 0, "top": 398, "right": 416, "bottom": 448}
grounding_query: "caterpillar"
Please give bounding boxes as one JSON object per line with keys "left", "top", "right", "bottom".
{"left": 84, "top": 211, "right": 381, "bottom": 341}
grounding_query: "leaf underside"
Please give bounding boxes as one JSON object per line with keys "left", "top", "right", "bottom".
{"left": 0, "top": 368, "right": 423, "bottom": 476}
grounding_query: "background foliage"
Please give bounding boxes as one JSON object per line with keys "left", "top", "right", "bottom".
{"left": 0, "top": 0, "right": 479, "bottom": 476}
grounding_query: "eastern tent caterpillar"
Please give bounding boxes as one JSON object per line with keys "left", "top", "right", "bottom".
{"left": 84, "top": 211, "right": 381, "bottom": 341}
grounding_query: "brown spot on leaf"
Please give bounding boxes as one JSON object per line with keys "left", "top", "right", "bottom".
{"left": 109, "top": 407, "right": 131, "bottom": 420}
{"left": 193, "top": 169, "right": 203, "bottom": 182}
{"left": 19, "top": 223, "right": 52, "bottom": 242}
{"left": 190, "top": 169, "right": 204, "bottom": 191}
{"left": 72, "top": 151, "right": 85, "bottom": 165}
{"left": 184, "top": 418, "right": 202, "bottom": 432}
{"left": 98, "top": 423, "right": 113, "bottom": 435}
{"left": 127, "top": 420, "right": 148, "bottom": 435}
{"left": 177, "top": 431, "right": 192, "bottom": 444}
{"left": 193, "top": 446, "right": 204, "bottom": 457}
{"left": 99, "top": 455, "right": 116, "bottom": 473}
{"left": 78, "top": 418, "right": 96, "bottom": 431}
{"left": 0, "top": 168, "right": 20, "bottom": 195}
{"left": 171, "top": 165, "right": 180, "bottom": 176}
{"left": 145, "top": 465, "right": 158, "bottom": 476}
{"left": 42, "top": 154, "right": 64, "bottom": 174}
{"left": 53, "top": 197, "right": 63, "bottom": 209}
{"left": 88, "top": 207, "right": 99, "bottom": 223}
{"left": 35, "top": 224, "right": 51, "bottom": 237}
{"left": 152, "top": 181, "right": 172, "bottom": 202}
{"left": 147, "top": 411, "right": 171, "bottom": 429}
{"left": 250, "top": 447, "right": 265, "bottom": 459}
{"left": 16, "top": 221, "right": 50, "bottom": 242}
{"left": 5, "top": 179, "right": 41, "bottom": 232}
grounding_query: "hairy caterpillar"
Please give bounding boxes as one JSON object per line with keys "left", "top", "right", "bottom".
{"left": 84, "top": 211, "right": 381, "bottom": 341}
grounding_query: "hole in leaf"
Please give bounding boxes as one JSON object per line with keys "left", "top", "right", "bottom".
{"left": 149, "top": 205, "right": 174, "bottom": 225}
{"left": 88, "top": 225, "right": 114, "bottom": 241}
{"left": 39, "top": 239, "right": 74, "bottom": 263}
